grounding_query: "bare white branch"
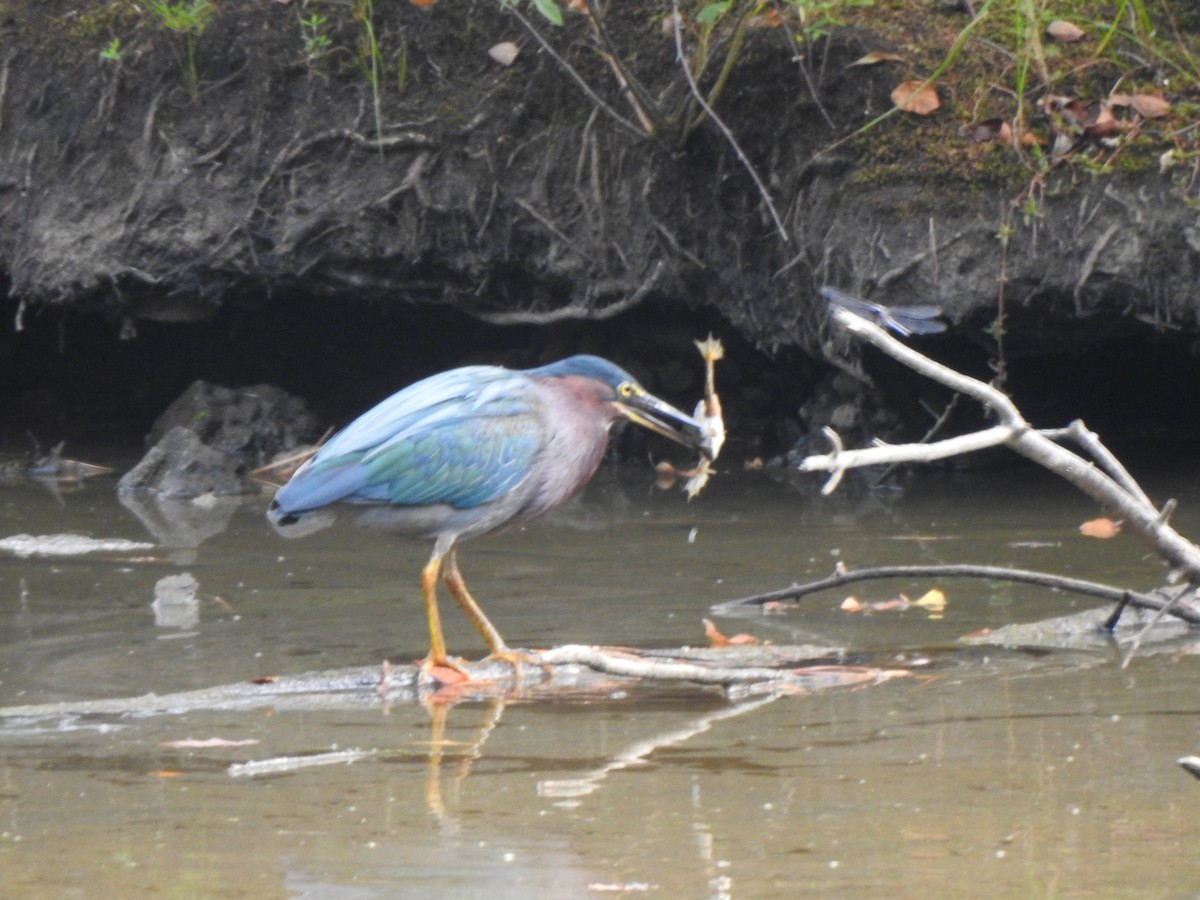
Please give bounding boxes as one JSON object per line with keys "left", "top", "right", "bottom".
{"left": 810, "top": 308, "right": 1200, "bottom": 581}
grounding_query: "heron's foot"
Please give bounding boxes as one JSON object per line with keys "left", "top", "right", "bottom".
{"left": 418, "top": 653, "right": 472, "bottom": 683}
{"left": 485, "top": 646, "right": 550, "bottom": 675}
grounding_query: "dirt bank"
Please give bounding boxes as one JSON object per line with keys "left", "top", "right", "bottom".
{"left": 2, "top": 1, "right": 1199, "bottom": 455}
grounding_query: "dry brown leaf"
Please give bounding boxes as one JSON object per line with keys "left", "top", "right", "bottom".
{"left": 891, "top": 80, "right": 939, "bottom": 115}
{"left": 1130, "top": 94, "right": 1170, "bottom": 119}
{"left": 1080, "top": 517, "right": 1122, "bottom": 539}
{"left": 488, "top": 41, "right": 520, "bottom": 66}
{"left": 1046, "top": 20, "right": 1085, "bottom": 42}
{"left": 850, "top": 51, "right": 905, "bottom": 67}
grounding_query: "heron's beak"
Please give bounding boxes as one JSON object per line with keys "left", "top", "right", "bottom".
{"left": 617, "top": 391, "right": 713, "bottom": 459}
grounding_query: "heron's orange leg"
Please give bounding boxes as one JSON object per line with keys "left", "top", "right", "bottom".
{"left": 441, "top": 546, "right": 512, "bottom": 659}
{"left": 420, "top": 549, "right": 467, "bottom": 675}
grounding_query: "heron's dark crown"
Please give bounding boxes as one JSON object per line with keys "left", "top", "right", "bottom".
{"left": 528, "top": 355, "right": 638, "bottom": 390}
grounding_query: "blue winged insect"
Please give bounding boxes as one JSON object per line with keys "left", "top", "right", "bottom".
{"left": 820, "top": 286, "right": 946, "bottom": 337}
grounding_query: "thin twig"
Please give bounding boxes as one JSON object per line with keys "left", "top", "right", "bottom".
{"left": 1120, "top": 584, "right": 1196, "bottom": 668}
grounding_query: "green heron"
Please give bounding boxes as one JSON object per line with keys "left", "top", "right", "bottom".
{"left": 268, "top": 355, "right": 710, "bottom": 672}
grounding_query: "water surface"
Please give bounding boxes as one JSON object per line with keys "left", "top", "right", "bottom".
{"left": 2, "top": 460, "right": 1199, "bottom": 897}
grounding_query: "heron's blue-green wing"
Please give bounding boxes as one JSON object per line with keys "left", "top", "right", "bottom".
{"left": 273, "top": 367, "right": 544, "bottom": 513}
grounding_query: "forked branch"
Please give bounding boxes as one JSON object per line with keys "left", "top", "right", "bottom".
{"left": 800, "top": 308, "right": 1200, "bottom": 582}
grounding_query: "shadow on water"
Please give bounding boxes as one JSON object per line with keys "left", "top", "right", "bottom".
{"left": 3, "top": 463, "right": 1200, "bottom": 895}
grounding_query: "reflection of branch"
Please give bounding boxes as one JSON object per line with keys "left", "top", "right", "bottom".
{"left": 715, "top": 564, "right": 1200, "bottom": 626}
{"left": 669, "top": 0, "right": 788, "bottom": 242}
{"left": 804, "top": 309, "right": 1200, "bottom": 581}
{"left": 537, "top": 694, "right": 780, "bottom": 799}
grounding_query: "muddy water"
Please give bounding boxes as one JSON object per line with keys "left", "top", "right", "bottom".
{"left": 2, "top": 460, "right": 1200, "bottom": 897}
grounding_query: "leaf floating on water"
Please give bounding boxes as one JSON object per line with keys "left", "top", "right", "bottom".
{"left": 891, "top": 80, "right": 939, "bottom": 115}
{"left": 1079, "top": 517, "right": 1122, "bottom": 539}
{"left": 1045, "top": 20, "right": 1085, "bottom": 42}
{"left": 702, "top": 618, "right": 759, "bottom": 647}
{"left": 914, "top": 589, "right": 947, "bottom": 618}
{"left": 842, "top": 592, "right": 943, "bottom": 616}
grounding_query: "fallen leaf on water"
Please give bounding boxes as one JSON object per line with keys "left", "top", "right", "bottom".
{"left": 842, "top": 595, "right": 911, "bottom": 613}
{"left": 250, "top": 675, "right": 278, "bottom": 684}
{"left": 488, "top": 41, "right": 520, "bottom": 66}
{"left": 703, "top": 618, "right": 759, "bottom": 647}
{"left": 960, "top": 627, "right": 993, "bottom": 638}
{"left": 151, "top": 770, "right": 185, "bottom": 778}
{"left": 163, "top": 737, "right": 261, "bottom": 749}
{"left": 1080, "top": 517, "right": 1121, "bottom": 539}
{"left": 914, "top": 589, "right": 947, "bottom": 614}
{"left": 891, "top": 80, "right": 939, "bottom": 115}
{"left": 850, "top": 51, "right": 905, "bottom": 67}
{"left": 1046, "top": 20, "right": 1085, "bottom": 42}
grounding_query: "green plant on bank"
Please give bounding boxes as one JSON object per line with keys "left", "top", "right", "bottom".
{"left": 99, "top": 37, "right": 123, "bottom": 62}
{"left": 300, "top": 8, "right": 332, "bottom": 62}
{"left": 353, "top": 0, "right": 385, "bottom": 146}
{"left": 145, "top": 0, "right": 214, "bottom": 101}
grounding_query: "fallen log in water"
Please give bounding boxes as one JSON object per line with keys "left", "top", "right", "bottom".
{"left": 0, "top": 642, "right": 906, "bottom": 720}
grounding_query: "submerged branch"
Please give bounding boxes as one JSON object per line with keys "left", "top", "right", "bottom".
{"left": 715, "top": 564, "right": 1200, "bottom": 626}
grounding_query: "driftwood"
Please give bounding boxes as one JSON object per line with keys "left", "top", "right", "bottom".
{"left": 0, "top": 644, "right": 905, "bottom": 722}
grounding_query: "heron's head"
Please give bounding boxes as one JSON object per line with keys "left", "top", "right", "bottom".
{"left": 532, "top": 355, "right": 711, "bottom": 458}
